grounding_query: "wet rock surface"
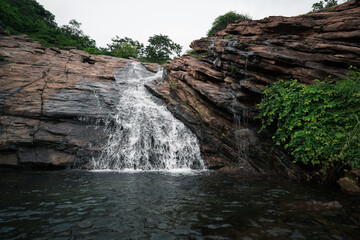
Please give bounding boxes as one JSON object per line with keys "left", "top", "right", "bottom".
{"left": 146, "top": 1, "right": 360, "bottom": 178}
{"left": 0, "top": 35, "right": 149, "bottom": 168}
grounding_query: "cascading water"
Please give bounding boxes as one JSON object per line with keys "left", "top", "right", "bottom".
{"left": 92, "top": 62, "right": 205, "bottom": 171}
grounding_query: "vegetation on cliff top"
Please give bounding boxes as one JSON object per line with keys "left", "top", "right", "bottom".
{"left": 311, "top": 0, "right": 351, "bottom": 11}
{"left": 0, "top": 0, "right": 181, "bottom": 63}
{"left": 257, "top": 68, "right": 360, "bottom": 177}
{"left": 207, "top": 11, "right": 251, "bottom": 37}
{"left": 0, "top": 0, "right": 99, "bottom": 52}
{"left": 141, "top": 34, "right": 182, "bottom": 64}
{"left": 312, "top": 0, "right": 339, "bottom": 11}
{"left": 105, "top": 35, "right": 182, "bottom": 64}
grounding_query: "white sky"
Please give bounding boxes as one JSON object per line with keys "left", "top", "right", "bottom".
{"left": 36, "top": 0, "right": 344, "bottom": 52}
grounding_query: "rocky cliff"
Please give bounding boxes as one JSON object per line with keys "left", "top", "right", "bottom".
{"left": 1, "top": 1, "right": 359, "bottom": 178}
{"left": 145, "top": 0, "right": 360, "bottom": 178}
{"left": 0, "top": 35, "right": 157, "bottom": 169}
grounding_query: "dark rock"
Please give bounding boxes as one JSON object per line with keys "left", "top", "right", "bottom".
{"left": 0, "top": 152, "right": 18, "bottom": 166}
{"left": 83, "top": 56, "right": 95, "bottom": 64}
{"left": 338, "top": 177, "right": 360, "bottom": 195}
{"left": 50, "top": 47, "right": 61, "bottom": 54}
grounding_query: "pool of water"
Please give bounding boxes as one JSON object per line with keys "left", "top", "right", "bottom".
{"left": 0, "top": 170, "right": 359, "bottom": 240}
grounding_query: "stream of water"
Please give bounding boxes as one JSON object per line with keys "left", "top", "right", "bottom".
{"left": 92, "top": 62, "right": 204, "bottom": 171}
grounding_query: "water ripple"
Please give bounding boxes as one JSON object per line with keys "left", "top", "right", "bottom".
{"left": 0, "top": 171, "right": 359, "bottom": 239}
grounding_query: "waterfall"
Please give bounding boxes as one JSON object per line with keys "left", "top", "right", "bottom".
{"left": 92, "top": 62, "right": 205, "bottom": 171}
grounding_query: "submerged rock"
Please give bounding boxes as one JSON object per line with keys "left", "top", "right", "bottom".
{"left": 338, "top": 177, "right": 360, "bottom": 195}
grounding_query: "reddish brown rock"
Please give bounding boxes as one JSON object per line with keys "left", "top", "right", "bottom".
{"left": 0, "top": 35, "right": 137, "bottom": 168}
{"left": 146, "top": 1, "right": 360, "bottom": 178}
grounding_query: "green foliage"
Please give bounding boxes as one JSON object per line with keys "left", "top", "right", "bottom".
{"left": 257, "top": 68, "right": 360, "bottom": 173}
{"left": 224, "top": 34, "right": 233, "bottom": 40}
{"left": 142, "top": 34, "right": 182, "bottom": 64}
{"left": 0, "top": 0, "right": 56, "bottom": 35}
{"left": 185, "top": 49, "right": 198, "bottom": 55}
{"left": 0, "top": 0, "right": 105, "bottom": 55}
{"left": 57, "top": 19, "right": 97, "bottom": 49}
{"left": 1, "top": 0, "right": 184, "bottom": 61}
{"left": 0, "top": 55, "right": 6, "bottom": 61}
{"left": 230, "top": 64, "right": 239, "bottom": 76}
{"left": 312, "top": 0, "right": 338, "bottom": 11}
{"left": 195, "top": 53, "right": 209, "bottom": 60}
{"left": 172, "top": 81, "right": 179, "bottom": 88}
{"left": 184, "top": 49, "right": 208, "bottom": 60}
{"left": 207, "top": 11, "right": 251, "bottom": 37}
{"left": 107, "top": 36, "right": 143, "bottom": 59}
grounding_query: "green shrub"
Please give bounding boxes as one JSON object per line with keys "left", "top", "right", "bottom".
{"left": 185, "top": 49, "right": 198, "bottom": 55}
{"left": 230, "top": 63, "right": 239, "bottom": 76}
{"left": 142, "top": 34, "right": 182, "bottom": 64}
{"left": 312, "top": 0, "right": 338, "bottom": 11}
{"left": 224, "top": 34, "right": 233, "bottom": 39}
{"left": 257, "top": 68, "right": 360, "bottom": 173}
{"left": 207, "top": 11, "right": 251, "bottom": 37}
{"left": 184, "top": 49, "right": 209, "bottom": 58}
{"left": 107, "top": 36, "right": 143, "bottom": 59}
{"left": 0, "top": 0, "right": 106, "bottom": 55}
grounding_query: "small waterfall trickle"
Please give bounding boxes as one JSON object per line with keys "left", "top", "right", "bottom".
{"left": 92, "top": 62, "right": 205, "bottom": 171}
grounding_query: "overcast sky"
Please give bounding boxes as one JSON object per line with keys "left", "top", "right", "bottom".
{"left": 36, "top": 0, "right": 342, "bottom": 52}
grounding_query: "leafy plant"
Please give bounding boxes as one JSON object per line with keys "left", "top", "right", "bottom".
{"left": 257, "top": 67, "right": 360, "bottom": 173}
{"left": 172, "top": 81, "right": 179, "bottom": 88}
{"left": 185, "top": 49, "right": 200, "bottom": 55}
{"left": 312, "top": 0, "right": 338, "bottom": 11}
{"left": 230, "top": 64, "right": 240, "bottom": 76}
{"left": 207, "top": 11, "right": 251, "bottom": 37}
{"left": 142, "top": 34, "right": 182, "bottom": 64}
{"left": 107, "top": 36, "right": 143, "bottom": 59}
{"left": 0, "top": 0, "right": 106, "bottom": 55}
{"left": 224, "top": 34, "right": 233, "bottom": 40}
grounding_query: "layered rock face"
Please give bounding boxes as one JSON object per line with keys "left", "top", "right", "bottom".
{"left": 0, "top": 35, "right": 155, "bottom": 169}
{"left": 146, "top": 1, "right": 360, "bottom": 177}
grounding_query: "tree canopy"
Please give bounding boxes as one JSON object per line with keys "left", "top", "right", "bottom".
{"left": 312, "top": 0, "right": 338, "bottom": 11}
{"left": 207, "top": 11, "right": 251, "bottom": 37}
{"left": 142, "top": 34, "right": 182, "bottom": 64}
{"left": 107, "top": 36, "right": 144, "bottom": 59}
{"left": 0, "top": 0, "right": 100, "bottom": 53}
{"left": 0, "top": 0, "right": 183, "bottom": 63}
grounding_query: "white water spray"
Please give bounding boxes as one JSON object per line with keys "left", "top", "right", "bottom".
{"left": 92, "top": 62, "right": 205, "bottom": 171}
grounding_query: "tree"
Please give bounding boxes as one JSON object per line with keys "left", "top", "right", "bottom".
{"left": 312, "top": 0, "right": 338, "bottom": 11}
{"left": 0, "top": 0, "right": 105, "bottom": 54}
{"left": 142, "top": 34, "right": 182, "bottom": 64}
{"left": 207, "top": 11, "right": 251, "bottom": 37}
{"left": 107, "top": 36, "right": 143, "bottom": 59}
{"left": 60, "top": 19, "right": 96, "bottom": 49}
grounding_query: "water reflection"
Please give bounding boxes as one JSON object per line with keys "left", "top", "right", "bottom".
{"left": 0, "top": 171, "right": 359, "bottom": 239}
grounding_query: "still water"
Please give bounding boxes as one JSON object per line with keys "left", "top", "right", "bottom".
{"left": 0, "top": 170, "right": 359, "bottom": 240}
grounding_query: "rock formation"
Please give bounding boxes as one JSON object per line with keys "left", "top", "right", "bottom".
{"left": 1, "top": 1, "right": 359, "bottom": 179}
{"left": 0, "top": 34, "right": 157, "bottom": 169}
{"left": 145, "top": 0, "right": 360, "bottom": 178}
